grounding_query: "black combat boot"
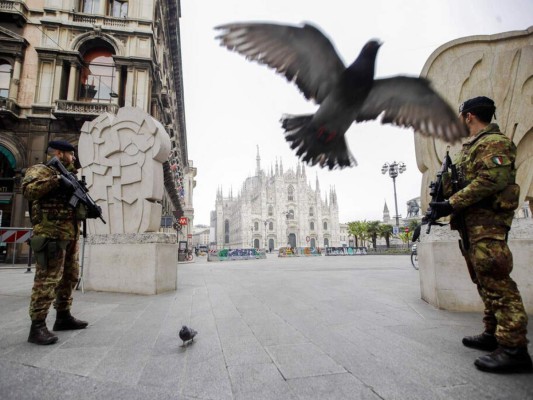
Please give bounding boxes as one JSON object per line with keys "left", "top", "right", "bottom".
{"left": 462, "top": 332, "right": 498, "bottom": 351}
{"left": 53, "top": 310, "right": 88, "bottom": 331}
{"left": 28, "top": 320, "right": 58, "bottom": 345}
{"left": 475, "top": 346, "right": 533, "bottom": 373}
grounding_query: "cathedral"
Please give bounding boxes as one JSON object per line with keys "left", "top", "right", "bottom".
{"left": 211, "top": 148, "right": 340, "bottom": 250}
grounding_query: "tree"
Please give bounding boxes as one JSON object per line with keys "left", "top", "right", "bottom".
{"left": 378, "top": 224, "right": 394, "bottom": 248}
{"left": 407, "top": 219, "right": 421, "bottom": 233}
{"left": 347, "top": 222, "right": 359, "bottom": 247}
{"left": 348, "top": 220, "right": 369, "bottom": 247}
{"left": 366, "top": 220, "right": 381, "bottom": 250}
{"left": 397, "top": 231, "right": 411, "bottom": 246}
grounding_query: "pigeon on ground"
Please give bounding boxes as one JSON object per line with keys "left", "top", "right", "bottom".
{"left": 215, "top": 22, "right": 467, "bottom": 169}
{"left": 179, "top": 325, "right": 197, "bottom": 346}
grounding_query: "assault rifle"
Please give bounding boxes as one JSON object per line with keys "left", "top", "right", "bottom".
{"left": 424, "top": 147, "right": 454, "bottom": 234}
{"left": 47, "top": 157, "right": 106, "bottom": 224}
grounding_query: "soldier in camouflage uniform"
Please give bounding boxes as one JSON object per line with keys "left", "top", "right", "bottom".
{"left": 430, "top": 97, "right": 531, "bottom": 373}
{"left": 22, "top": 140, "right": 88, "bottom": 345}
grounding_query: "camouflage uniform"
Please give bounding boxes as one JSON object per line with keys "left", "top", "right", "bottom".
{"left": 22, "top": 162, "right": 80, "bottom": 322}
{"left": 448, "top": 123, "right": 528, "bottom": 348}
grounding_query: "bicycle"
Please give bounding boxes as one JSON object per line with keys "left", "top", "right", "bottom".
{"left": 410, "top": 244, "right": 419, "bottom": 270}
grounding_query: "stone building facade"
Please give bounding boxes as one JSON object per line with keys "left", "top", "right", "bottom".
{"left": 212, "top": 149, "right": 341, "bottom": 250}
{"left": 0, "top": 0, "right": 194, "bottom": 249}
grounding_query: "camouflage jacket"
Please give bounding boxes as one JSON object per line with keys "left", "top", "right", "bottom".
{"left": 22, "top": 163, "right": 78, "bottom": 240}
{"left": 449, "top": 123, "right": 519, "bottom": 241}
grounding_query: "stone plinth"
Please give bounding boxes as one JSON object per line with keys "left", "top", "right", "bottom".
{"left": 419, "top": 219, "right": 533, "bottom": 312}
{"left": 84, "top": 233, "right": 178, "bottom": 295}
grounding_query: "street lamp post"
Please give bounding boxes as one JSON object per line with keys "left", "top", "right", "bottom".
{"left": 381, "top": 161, "right": 406, "bottom": 227}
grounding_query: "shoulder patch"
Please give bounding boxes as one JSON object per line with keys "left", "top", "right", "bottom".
{"left": 492, "top": 156, "right": 503, "bottom": 165}
{"left": 481, "top": 154, "right": 511, "bottom": 168}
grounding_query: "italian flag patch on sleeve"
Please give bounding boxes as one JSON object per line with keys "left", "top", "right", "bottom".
{"left": 492, "top": 156, "right": 504, "bottom": 165}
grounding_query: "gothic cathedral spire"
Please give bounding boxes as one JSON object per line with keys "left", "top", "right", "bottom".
{"left": 256, "top": 145, "right": 261, "bottom": 176}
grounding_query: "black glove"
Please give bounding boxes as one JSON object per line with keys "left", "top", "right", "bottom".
{"left": 429, "top": 200, "right": 453, "bottom": 219}
{"left": 411, "top": 224, "right": 422, "bottom": 242}
{"left": 58, "top": 175, "right": 75, "bottom": 192}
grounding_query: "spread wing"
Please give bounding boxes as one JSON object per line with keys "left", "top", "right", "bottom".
{"left": 356, "top": 76, "right": 467, "bottom": 142}
{"left": 215, "top": 22, "right": 346, "bottom": 104}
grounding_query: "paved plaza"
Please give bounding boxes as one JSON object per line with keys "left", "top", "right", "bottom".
{"left": 0, "top": 254, "right": 531, "bottom": 400}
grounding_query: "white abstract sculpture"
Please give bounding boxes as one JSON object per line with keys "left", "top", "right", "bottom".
{"left": 78, "top": 107, "right": 171, "bottom": 234}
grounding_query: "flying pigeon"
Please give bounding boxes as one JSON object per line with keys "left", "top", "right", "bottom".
{"left": 215, "top": 22, "right": 467, "bottom": 169}
{"left": 179, "top": 325, "right": 197, "bottom": 346}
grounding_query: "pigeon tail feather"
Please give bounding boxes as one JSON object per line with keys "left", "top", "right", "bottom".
{"left": 281, "top": 114, "right": 357, "bottom": 170}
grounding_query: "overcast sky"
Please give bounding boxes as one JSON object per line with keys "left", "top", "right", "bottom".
{"left": 179, "top": 0, "right": 532, "bottom": 226}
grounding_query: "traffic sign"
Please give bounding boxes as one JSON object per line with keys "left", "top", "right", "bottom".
{"left": 179, "top": 217, "right": 188, "bottom": 225}
{"left": 393, "top": 226, "right": 399, "bottom": 235}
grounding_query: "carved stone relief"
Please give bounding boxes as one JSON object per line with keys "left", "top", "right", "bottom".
{"left": 78, "top": 106, "right": 171, "bottom": 234}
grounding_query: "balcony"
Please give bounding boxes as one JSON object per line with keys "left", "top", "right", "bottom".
{"left": 0, "top": 0, "right": 29, "bottom": 26}
{"left": 72, "top": 13, "right": 129, "bottom": 29}
{"left": 0, "top": 97, "right": 21, "bottom": 119}
{"left": 53, "top": 100, "right": 119, "bottom": 118}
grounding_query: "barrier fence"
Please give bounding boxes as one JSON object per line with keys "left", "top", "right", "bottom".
{"left": 325, "top": 247, "right": 368, "bottom": 256}
{"left": 0, "top": 227, "right": 33, "bottom": 268}
{"left": 278, "top": 247, "right": 322, "bottom": 257}
{"left": 208, "top": 248, "right": 266, "bottom": 262}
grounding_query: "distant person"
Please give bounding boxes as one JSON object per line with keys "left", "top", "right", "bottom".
{"left": 429, "top": 96, "right": 531, "bottom": 373}
{"left": 22, "top": 141, "right": 88, "bottom": 345}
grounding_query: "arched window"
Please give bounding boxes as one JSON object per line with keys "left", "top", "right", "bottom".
{"left": 323, "top": 221, "right": 328, "bottom": 230}
{"left": 288, "top": 185, "right": 294, "bottom": 201}
{"left": 269, "top": 222, "right": 273, "bottom": 230}
{"left": 0, "top": 61, "right": 11, "bottom": 98}
{"left": 309, "top": 207, "right": 314, "bottom": 216}
{"left": 224, "top": 220, "right": 230, "bottom": 244}
{"left": 268, "top": 205, "right": 273, "bottom": 216}
{"left": 324, "top": 238, "right": 329, "bottom": 247}
{"left": 288, "top": 209, "right": 294, "bottom": 220}
{"left": 310, "top": 222, "right": 314, "bottom": 230}
{"left": 254, "top": 221, "right": 258, "bottom": 231}
{"left": 79, "top": 48, "right": 117, "bottom": 103}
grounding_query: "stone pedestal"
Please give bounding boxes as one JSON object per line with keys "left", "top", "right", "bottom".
{"left": 83, "top": 233, "right": 178, "bottom": 295}
{"left": 418, "top": 219, "right": 533, "bottom": 312}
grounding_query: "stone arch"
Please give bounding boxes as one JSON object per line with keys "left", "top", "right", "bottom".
{"left": 0, "top": 136, "right": 26, "bottom": 169}
{"left": 71, "top": 32, "right": 124, "bottom": 56}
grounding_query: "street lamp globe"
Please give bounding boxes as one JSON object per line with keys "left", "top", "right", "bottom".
{"left": 382, "top": 161, "right": 406, "bottom": 227}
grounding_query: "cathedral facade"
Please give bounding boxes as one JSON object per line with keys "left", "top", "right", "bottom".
{"left": 212, "top": 150, "right": 340, "bottom": 250}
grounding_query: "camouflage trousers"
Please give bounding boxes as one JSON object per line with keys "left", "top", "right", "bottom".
{"left": 462, "top": 237, "right": 529, "bottom": 348}
{"left": 29, "top": 239, "right": 80, "bottom": 321}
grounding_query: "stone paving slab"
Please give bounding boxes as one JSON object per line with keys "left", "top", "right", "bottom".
{"left": 0, "top": 255, "right": 532, "bottom": 400}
